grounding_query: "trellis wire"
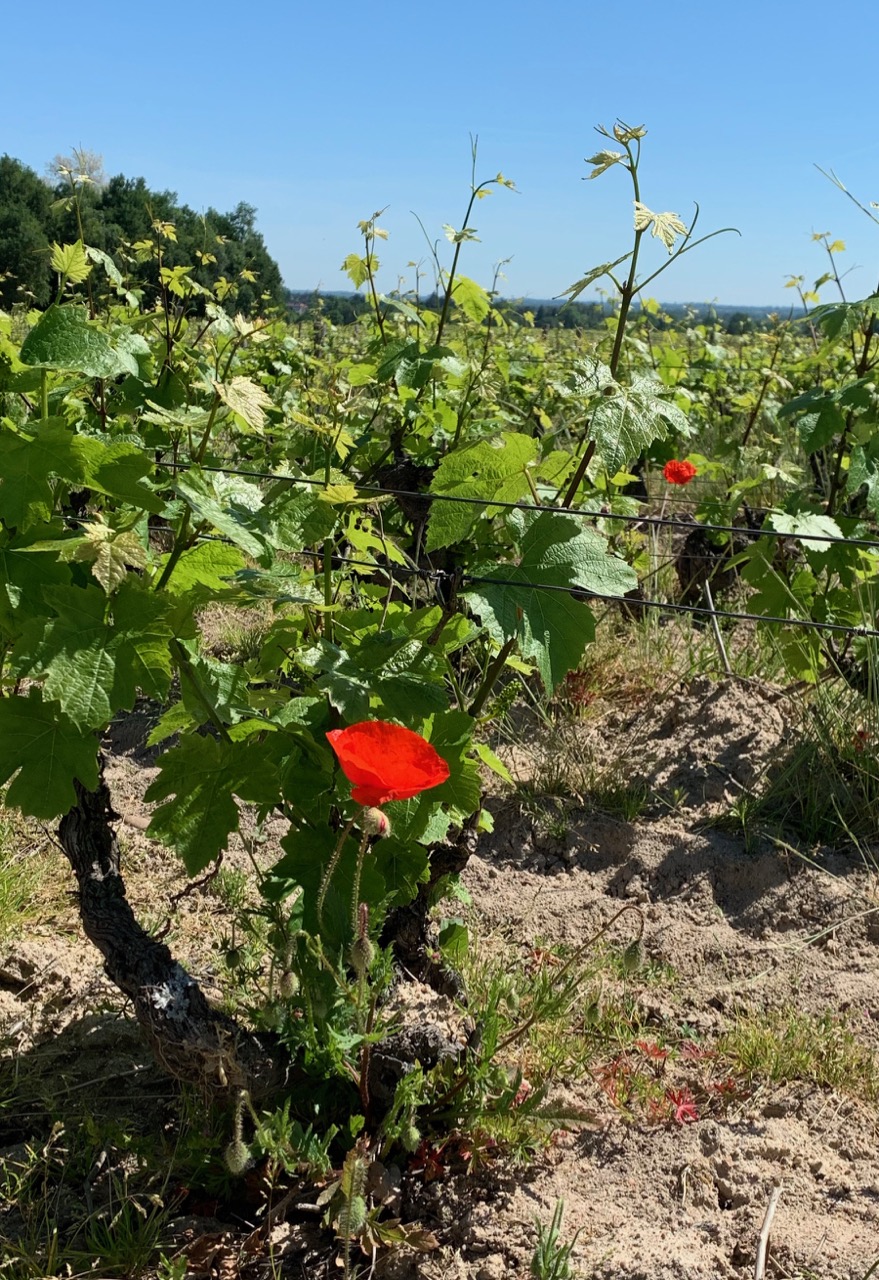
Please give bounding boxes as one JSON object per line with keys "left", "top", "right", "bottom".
{"left": 60, "top": 465, "right": 879, "bottom": 641}
{"left": 162, "top": 459, "right": 879, "bottom": 552}
{"left": 316, "top": 552, "right": 879, "bottom": 640}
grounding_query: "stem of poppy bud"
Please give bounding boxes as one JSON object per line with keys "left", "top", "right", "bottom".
{"left": 317, "top": 815, "right": 357, "bottom": 928}
{"left": 468, "top": 636, "right": 518, "bottom": 718}
{"left": 350, "top": 826, "right": 371, "bottom": 941}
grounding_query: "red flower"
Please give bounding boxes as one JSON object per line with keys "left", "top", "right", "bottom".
{"left": 663, "top": 459, "right": 698, "bottom": 486}
{"left": 326, "top": 720, "right": 450, "bottom": 807}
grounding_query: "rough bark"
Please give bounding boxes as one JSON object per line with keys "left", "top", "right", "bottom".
{"left": 380, "top": 825, "right": 479, "bottom": 996}
{"left": 57, "top": 765, "right": 285, "bottom": 1100}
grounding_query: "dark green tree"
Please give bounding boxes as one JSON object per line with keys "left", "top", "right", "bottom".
{"left": 0, "top": 156, "right": 54, "bottom": 308}
{"left": 1, "top": 155, "right": 285, "bottom": 317}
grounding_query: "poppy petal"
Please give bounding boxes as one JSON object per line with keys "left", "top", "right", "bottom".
{"left": 327, "top": 721, "right": 450, "bottom": 808}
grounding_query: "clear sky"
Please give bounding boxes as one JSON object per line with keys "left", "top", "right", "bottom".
{"left": 5, "top": 0, "right": 879, "bottom": 306}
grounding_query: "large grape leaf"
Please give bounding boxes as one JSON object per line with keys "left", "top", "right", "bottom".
{"left": 452, "top": 275, "right": 491, "bottom": 323}
{"left": 426, "top": 432, "right": 538, "bottom": 551}
{"left": 464, "top": 512, "right": 637, "bottom": 690}
{"left": 158, "top": 541, "right": 246, "bottom": 596}
{"left": 0, "top": 420, "right": 162, "bottom": 530}
{"left": 264, "top": 486, "right": 338, "bottom": 552}
{"left": 589, "top": 375, "right": 690, "bottom": 476}
{"left": 0, "top": 690, "right": 99, "bottom": 818}
{"left": 767, "top": 512, "right": 843, "bottom": 557}
{"left": 848, "top": 442, "right": 879, "bottom": 518}
{"left": 12, "top": 582, "right": 173, "bottom": 730}
{"left": 306, "top": 634, "right": 449, "bottom": 724}
{"left": 20, "top": 305, "right": 141, "bottom": 379}
{"left": 146, "top": 733, "right": 279, "bottom": 875}
{"left": 0, "top": 419, "right": 82, "bottom": 530}
{"left": 0, "top": 537, "right": 71, "bottom": 640}
{"left": 175, "top": 469, "right": 269, "bottom": 560}
{"left": 213, "top": 375, "right": 271, "bottom": 432}
{"left": 73, "top": 437, "right": 163, "bottom": 513}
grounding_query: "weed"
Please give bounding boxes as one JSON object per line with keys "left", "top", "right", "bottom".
{"left": 719, "top": 1009, "right": 879, "bottom": 1101}
{"left": 0, "top": 817, "right": 48, "bottom": 945}
{"left": 156, "top": 1255, "right": 188, "bottom": 1280}
{"left": 530, "top": 1199, "right": 582, "bottom": 1280}
{"left": 752, "top": 679, "right": 879, "bottom": 844}
{"left": 587, "top": 773, "right": 650, "bottom": 821}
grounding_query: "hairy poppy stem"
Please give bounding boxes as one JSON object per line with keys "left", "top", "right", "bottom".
{"left": 350, "top": 826, "right": 371, "bottom": 940}
{"left": 317, "top": 816, "right": 357, "bottom": 928}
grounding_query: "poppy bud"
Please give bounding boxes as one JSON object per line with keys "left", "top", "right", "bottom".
{"left": 402, "top": 1121, "right": 421, "bottom": 1152}
{"left": 361, "top": 806, "right": 391, "bottom": 838}
{"left": 224, "top": 1138, "right": 251, "bottom": 1175}
{"left": 279, "top": 970, "right": 299, "bottom": 998}
{"left": 349, "top": 934, "right": 375, "bottom": 976}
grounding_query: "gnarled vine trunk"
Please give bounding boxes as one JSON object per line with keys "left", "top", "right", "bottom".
{"left": 57, "top": 765, "right": 285, "bottom": 1100}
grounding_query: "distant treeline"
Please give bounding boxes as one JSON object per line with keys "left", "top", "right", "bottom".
{"left": 286, "top": 290, "right": 782, "bottom": 333}
{"left": 0, "top": 154, "right": 285, "bottom": 316}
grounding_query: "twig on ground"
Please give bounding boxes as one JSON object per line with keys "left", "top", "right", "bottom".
{"left": 703, "top": 581, "right": 732, "bottom": 675}
{"left": 754, "top": 1184, "right": 782, "bottom": 1280}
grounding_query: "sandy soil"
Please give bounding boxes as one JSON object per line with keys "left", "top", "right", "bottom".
{"left": 1, "top": 677, "right": 877, "bottom": 1279}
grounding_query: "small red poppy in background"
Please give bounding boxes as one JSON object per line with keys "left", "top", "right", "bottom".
{"left": 663, "top": 459, "right": 698, "bottom": 486}
{"left": 326, "top": 720, "right": 450, "bottom": 807}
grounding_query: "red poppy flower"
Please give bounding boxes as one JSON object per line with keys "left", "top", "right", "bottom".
{"left": 326, "top": 720, "right": 450, "bottom": 807}
{"left": 663, "top": 459, "right": 698, "bottom": 486}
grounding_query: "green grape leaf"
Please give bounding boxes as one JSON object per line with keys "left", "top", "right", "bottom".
{"left": 20, "top": 305, "right": 140, "bottom": 378}
{"left": 85, "top": 245, "right": 125, "bottom": 290}
{"left": 811, "top": 297, "right": 879, "bottom": 342}
{"left": 74, "top": 437, "right": 163, "bottom": 512}
{"left": 0, "top": 690, "right": 99, "bottom": 818}
{"left": 145, "top": 735, "right": 239, "bottom": 875}
{"left": 0, "top": 535, "right": 71, "bottom": 641}
{"left": 145, "top": 735, "right": 279, "bottom": 875}
{"left": 13, "top": 582, "right": 173, "bottom": 730}
{"left": 0, "top": 420, "right": 161, "bottom": 530}
{"left": 146, "top": 700, "right": 197, "bottom": 747}
{"left": 424, "top": 709, "right": 481, "bottom": 818}
{"left": 264, "top": 486, "right": 338, "bottom": 552}
{"left": 452, "top": 275, "right": 491, "bottom": 323}
{"left": 51, "top": 241, "right": 92, "bottom": 284}
{"left": 159, "top": 541, "right": 245, "bottom": 596}
{"left": 464, "top": 512, "right": 637, "bottom": 690}
{"left": 181, "top": 653, "right": 253, "bottom": 725}
{"left": 798, "top": 403, "right": 845, "bottom": 453}
{"left": 341, "top": 253, "right": 370, "bottom": 288}
{"left": 426, "top": 432, "right": 538, "bottom": 551}
{"left": 848, "top": 443, "right": 879, "bottom": 517}
{"left": 373, "top": 838, "right": 430, "bottom": 906}
{"left": 213, "top": 375, "right": 272, "bottom": 432}
{"left": 175, "top": 469, "right": 269, "bottom": 560}
{"left": 0, "top": 420, "right": 80, "bottom": 530}
{"left": 589, "top": 376, "right": 690, "bottom": 476}
{"left": 767, "top": 511, "right": 843, "bottom": 556}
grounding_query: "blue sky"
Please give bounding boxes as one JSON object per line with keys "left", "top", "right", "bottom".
{"left": 5, "top": 0, "right": 879, "bottom": 305}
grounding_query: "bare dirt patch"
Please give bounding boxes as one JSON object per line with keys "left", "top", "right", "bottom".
{"left": 2, "top": 677, "right": 877, "bottom": 1279}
